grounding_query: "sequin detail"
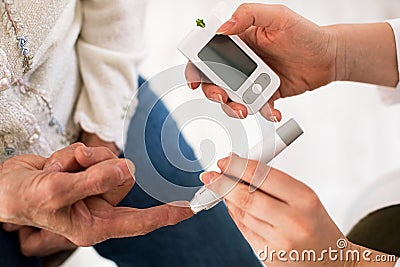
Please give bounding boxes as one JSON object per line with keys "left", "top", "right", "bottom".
{"left": 1, "top": 0, "right": 33, "bottom": 73}
{"left": 0, "top": 94, "right": 49, "bottom": 158}
{"left": 0, "top": 48, "right": 11, "bottom": 91}
{"left": 15, "top": 79, "right": 76, "bottom": 145}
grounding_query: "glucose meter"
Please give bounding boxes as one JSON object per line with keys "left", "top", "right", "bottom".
{"left": 178, "top": 15, "right": 280, "bottom": 114}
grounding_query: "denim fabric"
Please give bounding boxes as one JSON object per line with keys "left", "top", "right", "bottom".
{"left": 94, "top": 77, "right": 261, "bottom": 267}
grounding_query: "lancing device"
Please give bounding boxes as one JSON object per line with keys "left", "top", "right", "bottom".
{"left": 190, "top": 118, "right": 304, "bottom": 214}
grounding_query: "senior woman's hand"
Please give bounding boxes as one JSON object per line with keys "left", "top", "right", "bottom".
{"left": 80, "top": 131, "right": 120, "bottom": 155}
{"left": 200, "top": 154, "right": 395, "bottom": 266}
{"left": 0, "top": 143, "right": 193, "bottom": 248}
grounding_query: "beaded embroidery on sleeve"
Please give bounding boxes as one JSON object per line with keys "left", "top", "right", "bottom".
{"left": 0, "top": 0, "right": 76, "bottom": 159}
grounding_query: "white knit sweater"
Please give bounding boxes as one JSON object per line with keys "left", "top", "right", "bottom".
{"left": 0, "top": 0, "right": 145, "bottom": 160}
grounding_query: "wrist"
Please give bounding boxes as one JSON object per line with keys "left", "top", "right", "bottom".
{"left": 325, "top": 23, "right": 398, "bottom": 87}
{"left": 324, "top": 24, "right": 348, "bottom": 82}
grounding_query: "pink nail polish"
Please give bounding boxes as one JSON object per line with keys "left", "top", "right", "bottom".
{"left": 210, "top": 93, "right": 224, "bottom": 103}
{"left": 217, "top": 94, "right": 224, "bottom": 103}
{"left": 268, "top": 115, "right": 275, "bottom": 122}
{"left": 238, "top": 110, "right": 245, "bottom": 119}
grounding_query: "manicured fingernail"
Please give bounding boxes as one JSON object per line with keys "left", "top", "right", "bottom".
{"left": 217, "top": 94, "right": 224, "bottom": 103}
{"left": 267, "top": 114, "right": 275, "bottom": 122}
{"left": 188, "top": 82, "right": 193, "bottom": 89}
{"left": 237, "top": 110, "right": 245, "bottom": 119}
{"left": 217, "top": 18, "right": 236, "bottom": 34}
{"left": 210, "top": 93, "right": 224, "bottom": 103}
{"left": 273, "top": 116, "right": 278, "bottom": 122}
{"left": 199, "top": 172, "right": 214, "bottom": 185}
{"left": 83, "top": 146, "right": 92, "bottom": 158}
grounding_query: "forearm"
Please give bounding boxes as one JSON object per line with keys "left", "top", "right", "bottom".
{"left": 330, "top": 23, "right": 398, "bottom": 87}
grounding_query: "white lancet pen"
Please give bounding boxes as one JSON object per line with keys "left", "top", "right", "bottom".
{"left": 190, "top": 118, "right": 304, "bottom": 214}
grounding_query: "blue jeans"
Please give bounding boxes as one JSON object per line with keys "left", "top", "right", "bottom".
{"left": 0, "top": 78, "right": 260, "bottom": 267}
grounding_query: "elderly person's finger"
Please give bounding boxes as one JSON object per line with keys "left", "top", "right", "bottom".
{"left": 97, "top": 202, "right": 194, "bottom": 242}
{"left": 73, "top": 145, "right": 119, "bottom": 169}
{"left": 2, "top": 223, "right": 23, "bottom": 232}
{"left": 67, "top": 158, "right": 135, "bottom": 206}
{"left": 99, "top": 163, "right": 135, "bottom": 206}
{"left": 43, "top": 143, "right": 87, "bottom": 172}
{"left": 80, "top": 131, "right": 120, "bottom": 156}
{"left": 18, "top": 227, "right": 76, "bottom": 257}
{"left": 44, "top": 143, "right": 118, "bottom": 172}
{"left": 34, "top": 159, "right": 135, "bottom": 211}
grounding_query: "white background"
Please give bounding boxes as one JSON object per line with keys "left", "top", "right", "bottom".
{"left": 63, "top": 1, "right": 400, "bottom": 266}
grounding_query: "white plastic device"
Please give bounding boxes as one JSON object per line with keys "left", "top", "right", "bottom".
{"left": 190, "top": 119, "right": 304, "bottom": 214}
{"left": 178, "top": 15, "right": 281, "bottom": 114}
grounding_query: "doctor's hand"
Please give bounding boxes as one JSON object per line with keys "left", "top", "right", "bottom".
{"left": 0, "top": 143, "right": 193, "bottom": 248}
{"left": 185, "top": 3, "right": 338, "bottom": 121}
{"left": 200, "top": 154, "right": 394, "bottom": 266}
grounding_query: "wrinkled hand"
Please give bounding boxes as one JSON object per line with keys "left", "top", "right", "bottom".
{"left": 0, "top": 143, "right": 193, "bottom": 248}
{"left": 199, "top": 154, "right": 392, "bottom": 266}
{"left": 80, "top": 131, "right": 120, "bottom": 155}
{"left": 185, "top": 3, "right": 338, "bottom": 121}
{"left": 2, "top": 223, "right": 76, "bottom": 257}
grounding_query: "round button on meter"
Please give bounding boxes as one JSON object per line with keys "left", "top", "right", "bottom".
{"left": 251, "top": 83, "right": 263, "bottom": 94}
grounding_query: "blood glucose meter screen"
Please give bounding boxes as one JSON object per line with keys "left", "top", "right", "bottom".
{"left": 198, "top": 35, "right": 257, "bottom": 91}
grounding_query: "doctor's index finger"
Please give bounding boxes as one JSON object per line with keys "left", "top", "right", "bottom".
{"left": 217, "top": 154, "right": 308, "bottom": 204}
